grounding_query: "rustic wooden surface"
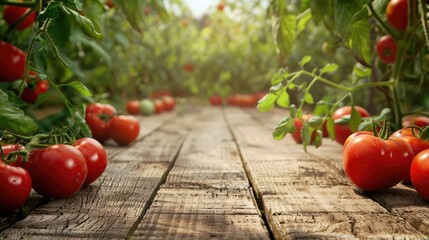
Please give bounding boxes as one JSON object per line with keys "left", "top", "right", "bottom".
{"left": 1, "top": 106, "right": 429, "bottom": 240}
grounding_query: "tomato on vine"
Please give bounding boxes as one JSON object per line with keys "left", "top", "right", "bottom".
{"left": 2, "top": 5, "right": 36, "bottom": 30}
{"left": 20, "top": 71, "right": 50, "bottom": 104}
{"left": 73, "top": 138, "right": 108, "bottom": 186}
{"left": 291, "top": 115, "right": 316, "bottom": 144}
{"left": 0, "top": 41, "right": 26, "bottom": 82}
{"left": 376, "top": 35, "right": 397, "bottom": 64}
{"left": 0, "top": 163, "right": 32, "bottom": 213}
{"left": 23, "top": 144, "right": 88, "bottom": 199}
{"left": 386, "top": 0, "right": 408, "bottom": 31}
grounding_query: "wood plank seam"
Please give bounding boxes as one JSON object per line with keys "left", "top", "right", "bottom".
{"left": 222, "top": 107, "right": 276, "bottom": 240}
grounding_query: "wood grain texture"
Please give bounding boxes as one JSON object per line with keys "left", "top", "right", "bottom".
{"left": 0, "top": 112, "right": 195, "bottom": 239}
{"left": 225, "top": 107, "right": 426, "bottom": 239}
{"left": 132, "top": 107, "right": 270, "bottom": 239}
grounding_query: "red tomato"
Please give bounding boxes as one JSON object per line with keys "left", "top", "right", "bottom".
{"left": 209, "top": 95, "right": 223, "bottom": 106}
{"left": 0, "top": 41, "right": 26, "bottom": 82}
{"left": 24, "top": 145, "right": 87, "bottom": 198}
{"left": 0, "top": 144, "right": 24, "bottom": 167}
{"left": 411, "top": 149, "right": 429, "bottom": 200}
{"left": 393, "top": 128, "right": 429, "bottom": 183}
{"left": 239, "top": 94, "right": 258, "bottom": 108}
{"left": 109, "top": 115, "right": 140, "bottom": 145}
{"left": 162, "top": 96, "right": 176, "bottom": 111}
{"left": 0, "top": 163, "right": 32, "bottom": 213}
{"left": 402, "top": 116, "right": 429, "bottom": 128}
{"left": 73, "top": 138, "right": 107, "bottom": 186}
{"left": 106, "top": 0, "right": 115, "bottom": 8}
{"left": 183, "top": 63, "right": 194, "bottom": 72}
{"left": 343, "top": 135, "right": 414, "bottom": 191}
{"left": 333, "top": 106, "right": 370, "bottom": 145}
{"left": 85, "top": 103, "right": 117, "bottom": 143}
{"left": 376, "top": 35, "right": 397, "bottom": 64}
{"left": 144, "top": 7, "right": 151, "bottom": 15}
{"left": 3, "top": 5, "right": 36, "bottom": 30}
{"left": 217, "top": 2, "right": 225, "bottom": 11}
{"left": 126, "top": 101, "right": 140, "bottom": 115}
{"left": 20, "top": 71, "right": 49, "bottom": 104}
{"left": 291, "top": 114, "right": 316, "bottom": 144}
{"left": 386, "top": 0, "right": 408, "bottom": 31}
{"left": 227, "top": 95, "right": 238, "bottom": 105}
{"left": 343, "top": 130, "right": 373, "bottom": 149}
{"left": 154, "top": 99, "right": 165, "bottom": 114}
{"left": 254, "top": 92, "right": 266, "bottom": 102}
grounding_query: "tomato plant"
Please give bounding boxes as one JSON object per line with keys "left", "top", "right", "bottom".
{"left": 109, "top": 115, "right": 140, "bottom": 146}
{"left": 73, "top": 138, "right": 107, "bottom": 186}
{"left": 2, "top": 5, "right": 36, "bottom": 30}
{"left": 85, "top": 103, "right": 116, "bottom": 143}
{"left": 0, "top": 163, "right": 32, "bottom": 213}
{"left": 343, "top": 134, "right": 414, "bottom": 191}
{"left": 23, "top": 144, "right": 87, "bottom": 199}
{"left": 376, "top": 35, "right": 397, "bottom": 64}
{"left": 411, "top": 149, "right": 429, "bottom": 201}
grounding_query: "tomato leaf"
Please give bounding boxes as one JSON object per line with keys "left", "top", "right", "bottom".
{"left": 59, "top": 4, "right": 104, "bottom": 39}
{"left": 300, "top": 55, "right": 312, "bottom": 67}
{"left": 0, "top": 90, "right": 38, "bottom": 135}
{"left": 63, "top": 0, "right": 84, "bottom": 11}
{"left": 303, "top": 92, "right": 314, "bottom": 104}
{"left": 272, "top": 13, "right": 296, "bottom": 58}
{"left": 257, "top": 93, "right": 277, "bottom": 112}
{"left": 353, "top": 65, "right": 371, "bottom": 77}
{"left": 37, "top": 2, "right": 61, "bottom": 21}
{"left": 346, "top": 20, "right": 372, "bottom": 66}
{"left": 273, "top": 116, "right": 294, "bottom": 140}
{"left": 314, "top": 129, "right": 323, "bottom": 148}
{"left": 276, "top": 90, "right": 290, "bottom": 108}
{"left": 349, "top": 106, "right": 362, "bottom": 132}
{"left": 62, "top": 81, "right": 92, "bottom": 96}
{"left": 320, "top": 63, "right": 339, "bottom": 74}
{"left": 301, "top": 121, "right": 311, "bottom": 151}
{"left": 327, "top": 117, "right": 336, "bottom": 140}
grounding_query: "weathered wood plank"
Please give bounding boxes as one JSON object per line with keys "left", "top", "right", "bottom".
{"left": 0, "top": 113, "right": 195, "bottom": 239}
{"left": 132, "top": 107, "right": 270, "bottom": 239}
{"left": 246, "top": 107, "right": 429, "bottom": 236}
{"left": 225, "top": 107, "right": 426, "bottom": 239}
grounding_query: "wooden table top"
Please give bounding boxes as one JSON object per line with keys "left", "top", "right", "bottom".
{"left": 1, "top": 106, "right": 428, "bottom": 239}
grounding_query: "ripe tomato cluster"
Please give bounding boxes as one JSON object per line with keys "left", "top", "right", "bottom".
{"left": 85, "top": 103, "right": 140, "bottom": 146}
{"left": 125, "top": 95, "right": 176, "bottom": 116}
{"left": 343, "top": 123, "right": 429, "bottom": 201}
{"left": 375, "top": 0, "right": 408, "bottom": 64}
{"left": 0, "top": 138, "right": 107, "bottom": 213}
{"left": 210, "top": 92, "right": 265, "bottom": 107}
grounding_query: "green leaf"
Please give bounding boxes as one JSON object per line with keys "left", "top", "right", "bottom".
{"left": 327, "top": 117, "right": 335, "bottom": 140}
{"left": 320, "top": 63, "right": 339, "bottom": 74}
{"left": 297, "top": 10, "right": 312, "bottom": 33}
{"left": 47, "top": 12, "right": 72, "bottom": 47}
{"left": 271, "top": 72, "right": 283, "bottom": 85}
{"left": 300, "top": 56, "right": 311, "bottom": 67}
{"left": 310, "top": 0, "right": 331, "bottom": 24}
{"left": 301, "top": 121, "right": 311, "bottom": 151}
{"left": 37, "top": 2, "right": 61, "bottom": 21}
{"left": 0, "top": 90, "right": 38, "bottom": 134}
{"left": 115, "top": 0, "right": 146, "bottom": 33}
{"left": 60, "top": 4, "right": 104, "bottom": 39}
{"left": 273, "top": 116, "right": 294, "bottom": 140}
{"left": 63, "top": 0, "right": 84, "bottom": 11}
{"left": 62, "top": 81, "right": 92, "bottom": 96}
{"left": 334, "top": 0, "right": 367, "bottom": 35}
{"left": 276, "top": 90, "right": 290, "bottom": 108}
{"left": 304, "top": 92, "right": 314, "bottom": 104}
{"left": 83, "top": 0, "right": 104, "bottom": 35}
{"left": 346, "top": 20, "right": 372, "bottom": 66}
{"left": 272, "top": 14, "right": 296, "bottom": 58}
{"left": 257, "top": 93, "right": 278, "bottom": 112}
{"left": 353, "top": 65, "right": 371, "bottom": 77}
{"left": 269, "top": 83, "right": 284, "bottom": 93}
{"left": 314, "top": 129, "right": 323, "bottom": 148}
{"left": 349, "top": 106, "right": 362, "bottom": 132}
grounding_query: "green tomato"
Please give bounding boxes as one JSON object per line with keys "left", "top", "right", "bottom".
{"left": 140, "top": 99, "right": 155, "bottom": 116}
